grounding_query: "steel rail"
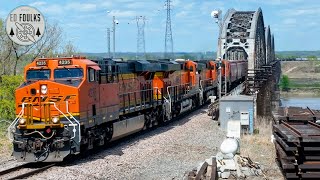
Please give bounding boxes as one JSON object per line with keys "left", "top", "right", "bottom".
{"left": 0, "top": 163, "right": 55, "bottom": 180}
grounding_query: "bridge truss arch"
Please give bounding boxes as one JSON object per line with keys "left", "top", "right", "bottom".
{"left": 218, "top": 8, "right": 267, "bottom": 70}
{"left": 217, "top": 8, "right": 280, "bottom": 116}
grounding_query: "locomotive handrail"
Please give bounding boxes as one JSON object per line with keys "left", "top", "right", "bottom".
{"left": 153, "top": 87, "right": 168, "bottom": 102}
{"left": 51, "top": 102, "right": 78, "bottom": 141}
{"left": 118, "top": 88, "right": 154, "bottom": 96}
{"left": 200, "top": 80, "right": 204, "bottom": 90}
{"left": 7, "top": 102, "right": 80, "bottom": 142}
{"left": 7, "top": 103, "right": 25, "bottom": 141}
{"left": 65, "top": 101, "right": 81, "bottom": 142}
{"left": 166, "top": 85, "right": 172, "bottom": 117}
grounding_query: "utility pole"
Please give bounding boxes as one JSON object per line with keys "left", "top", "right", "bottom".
{"left": 211, "top": 10, "right": 223, "bottom": 99}
{"left": 113, "top": 16, "right": 116, "bottom": 58}
{"left": 136, "top": 16, "right": 146, "bottom": 60}
{"left": 107, "top": 28, "right": 111, "bottom": 58}
{"left": 164, "top": 0, "right": 174, "bottom": 59}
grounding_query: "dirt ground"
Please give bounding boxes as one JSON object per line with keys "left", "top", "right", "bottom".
{"left": 282, "top": 61, "right": 320, "bottom": 79}
{"left": 240, "top": 118, "right": 284, "bottom": 180}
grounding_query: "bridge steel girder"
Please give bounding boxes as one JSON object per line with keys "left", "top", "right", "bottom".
{"left": 266, "top": 26, "right": 272, "bottom": 65}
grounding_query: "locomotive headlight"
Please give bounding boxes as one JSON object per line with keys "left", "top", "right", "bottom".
{"left": 41, "top": 85, "right": 47, "bottom": 95}
{"left": 52, "top": 117, "right": 59, "bottom": 124}
{"left": 19, "top": 118, "right": 26, "bottom": 125}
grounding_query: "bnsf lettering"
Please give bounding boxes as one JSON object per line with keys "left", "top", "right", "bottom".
{"left": 64, "top": 95, "right": 76, "bottom": 101}
{"left": 20, "top": 95, "right": 76, "bottom": 103}
{"left": 48, "top": 96, "right": 64, "bottom": 102}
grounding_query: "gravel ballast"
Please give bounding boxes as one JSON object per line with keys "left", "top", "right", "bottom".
{"left": 31, "top": 108, "right": 225, "bottom": 180}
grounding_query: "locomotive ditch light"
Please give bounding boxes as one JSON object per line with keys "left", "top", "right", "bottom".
{"left": 52, "top": 117, "right": 60, "bottom": 124}
{"left": 19, "top": 118, "right": 26, "bottom": 125}
{"left": 40, "top": 84, "right": 47, "bottom": 95}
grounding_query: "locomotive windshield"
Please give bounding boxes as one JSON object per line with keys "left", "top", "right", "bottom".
{"left": 26, "top": 69, "right": 50, "bottom": 80}
{"left": 54, "top": 68, "right": 83, "bottom": 79}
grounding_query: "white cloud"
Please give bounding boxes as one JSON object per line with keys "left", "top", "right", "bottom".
{"left": 244, "top": 0, "right": 304, "bottom": 5}
{"left": 199, "top": 1, "right": 225, "bottom": 16}
{"left": 283, "top": 18, "right": 297, "bottom": 25}
{"left": 109, "top": 10, "right": 137, "bottom": 18}
{"left": 171, "top": 0, "right": 181, "bottom": 7}
{"left": 40, "top": 4, "right": 64, "bottom": 15}
{"left": 65, "top": 3, "right": 97, "bottom": 12}
{"left": 176, "top": 10, "right": 188, "bottom": 18}
{"left": 29, "top": 1, "right": 47, "bottom": 7}
{"left": 281, "top": 7, "right": 320, "bottom": 17}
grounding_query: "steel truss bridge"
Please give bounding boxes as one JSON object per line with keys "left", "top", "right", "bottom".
{"left": 218, "top": 8, "right": 281, "bottom": 117}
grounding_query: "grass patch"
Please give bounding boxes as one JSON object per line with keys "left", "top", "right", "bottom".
{"left": 289, "top": 82, "right": 320, "bottom": 88}
{"left": 0, "top": 124, "right": 13, "bottom": 157}
{"left": 240, "top": 117, "right": 282, "bottom": 179}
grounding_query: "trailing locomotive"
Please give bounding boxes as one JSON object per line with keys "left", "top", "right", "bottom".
{"left": 8, "top": 56, "right": 247, "bottom": 162}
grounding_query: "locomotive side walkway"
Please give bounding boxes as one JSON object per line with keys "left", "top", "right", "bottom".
{"left": 31, "top": 108, "right": 226, "bottom": 179}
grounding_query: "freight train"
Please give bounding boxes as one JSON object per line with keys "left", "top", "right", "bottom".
{"left": 7, "top": 57, "right": 247, "bottom": 162}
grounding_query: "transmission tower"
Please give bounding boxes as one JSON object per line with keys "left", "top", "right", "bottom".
{"left": 136, "top": 16, "right": 146, "bottom": 60}
{"left": 164, "top": 0, "right": 174, "bottom": 59}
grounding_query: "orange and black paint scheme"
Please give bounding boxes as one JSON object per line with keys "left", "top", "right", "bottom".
{"left": 9, "top": 57, "right": 247, "bottom": 162}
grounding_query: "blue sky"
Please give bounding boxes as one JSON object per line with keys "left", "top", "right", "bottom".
{"left": 0, "top": 0, "right": 319, "bottom": 53}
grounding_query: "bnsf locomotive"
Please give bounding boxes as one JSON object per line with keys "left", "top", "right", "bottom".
{"left": 7, "top": 56, "right": 247, "bottom": 162}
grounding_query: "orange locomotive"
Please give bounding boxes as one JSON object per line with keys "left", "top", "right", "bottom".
{"left": 8, "top": 57, "right": 246, "bottom": 162}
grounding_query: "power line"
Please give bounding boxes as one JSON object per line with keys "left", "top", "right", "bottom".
{"left": 164, "top": 0, "right": 174, "bottom": 59}
{"left": 136, "top": 16, "right": 146, "bottom": 60}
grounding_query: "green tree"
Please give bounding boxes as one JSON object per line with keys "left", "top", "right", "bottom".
{"left": 0, "top": 75, "right": 23, "bottom": 121}
{"left": 280, "top": 75, "right": 290, "bottom": 91}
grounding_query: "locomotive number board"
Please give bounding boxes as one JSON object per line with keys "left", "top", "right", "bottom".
{"left": 58, "top": 59, "right": 72, "bottom": 66}
{"left": 36, "top": 60, "right": 47, "bottom": 66}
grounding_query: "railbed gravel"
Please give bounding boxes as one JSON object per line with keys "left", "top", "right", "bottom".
{"left": 31, "top": 108, "right": 226, "bottom": 180}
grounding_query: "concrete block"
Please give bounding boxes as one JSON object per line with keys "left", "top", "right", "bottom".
{"left": 216, "top": 152, "right": 224, "bottom": 160}
{"left": 223, "top": 153, "right": 235, "bottom": 159}
{"left": 221, "top": 170, "right": 230, "bottom": 179}
{"left": 216, "top": 160, "right": 222, "bottom": 172}
{"left": 220, "top": 159, "right": 236, "bottom": 172}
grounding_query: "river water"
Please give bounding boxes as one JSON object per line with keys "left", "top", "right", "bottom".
{"left": 281, "top": 96, "right": 320, "bottom": 110}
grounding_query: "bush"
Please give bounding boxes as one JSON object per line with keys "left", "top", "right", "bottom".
{"left": 280, "top": 75, "right": 290, "bottom": 91}
{"left": 0, "top": 75, "right": 23, "bottom": 121}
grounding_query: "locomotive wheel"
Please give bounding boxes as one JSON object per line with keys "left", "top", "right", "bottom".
{"left": 143, "top": 113, "right": 151, "bottom": 130}
{"left": 105, "top": 124, "right": 113, "bottom": 142}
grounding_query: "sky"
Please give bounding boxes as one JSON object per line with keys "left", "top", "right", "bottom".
{"left": 0, "top": 0, "right": 319, "bottom": 53}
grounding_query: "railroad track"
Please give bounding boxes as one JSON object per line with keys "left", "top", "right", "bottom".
{"left": 0, "top": 162, "right": 55, "bottom": 180}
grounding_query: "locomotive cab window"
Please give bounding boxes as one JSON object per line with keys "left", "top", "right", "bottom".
{"left": 54, "top": 68, "right": 83, "bottom": 79}
{"left": 26, "top": 69, "right": 50, "bottom": 80}
{"left": 88, "top": 68, "right": 96, "bottom": 82}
